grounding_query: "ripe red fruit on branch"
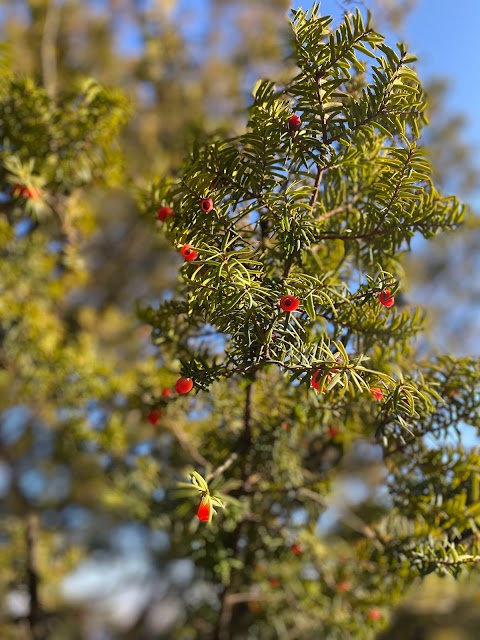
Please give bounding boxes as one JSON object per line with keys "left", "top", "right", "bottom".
{"left": 367, "top": 607, "right": 381, "bottom": 621}
{"left": 280, "top": 295, "right": 299, "bottom": 312}
{"left": 268, "top": 577, "right": 281, "bottom": 588}
{"left": 327, "top": 426, "right": 339, "bottom": 438}
{"left": 200, "top": 198, "right": 214, "bottom": 213}
{"left": 12, "top": 184, "right": 41, "bottom": 200}
{"left": 288, "top": 114, "right": 301, "bottom": 131}
{"left": 180, "top": 244, "right": 198, "bottom": 261}
{"left": 290, "top": 543, "right": 303, "bottom": 555}
{"left": 370, "top": 387, "right": 384, "bottom": 401}
{"left": 311, "top": 370, "right": 331, "bottom": 392}
{"left": 336, "top": 580, "right": 350, "bottom": 593}
{"left": 175, "top": 377, "right": 193, "bottom": 394}
{"left": 378, "top": 289, "right": 394, "bottom": 307}
{"left": 161, "top": 388, "right": 171, "bottom": 398}
{"left": 156, "top": 206, "right": 173, "bottom": 221}
{"left": 197, "top": 498, "right": 211, "bottom": 522}
{"left": 147, "top": 409, "right": 162, "bottom": 425}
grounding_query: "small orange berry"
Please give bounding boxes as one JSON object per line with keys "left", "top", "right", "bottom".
{"left": 175, "top": 377, "right": 193, "bottom": 394}
{"left": 290, "top": 543, "right": 303, "bottom": 555}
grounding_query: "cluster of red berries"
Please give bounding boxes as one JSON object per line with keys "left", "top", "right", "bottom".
{"left": 157, "top": 199, "right": 216, "bottom": 263}
{"left": 146, "top": 387, "right": 172, "bottom": 424}
{"left": 146, "top": 380, "right": 193, "bottom": 424}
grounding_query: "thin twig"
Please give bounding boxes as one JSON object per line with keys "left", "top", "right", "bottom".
{"left": 206, "top": 452, "right": 238, "bottom": 483}
{"left": 167, "top": 422, "right": 210, "bottom": 467}
{"left": 214, "top": 378, "right": 255, "bottom": 640}
{"left": 26, "top": 514, "right": 42, "bottom": 640}
{"left": 309, "top": 165, "right": 324, "bottom": 210}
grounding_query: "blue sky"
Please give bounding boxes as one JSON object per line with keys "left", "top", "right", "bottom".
{"left": 292, "top": 0, "right": 480, "bottom": 204}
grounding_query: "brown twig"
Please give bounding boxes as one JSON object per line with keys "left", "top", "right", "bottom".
{"left": 214, "top": 378, "right": 255, "bottom": 640}
{"left": 206, "top": 452, "right": 239, "bottom": 483}
{"left": 26, "top": 514, "right": 42, "bottom": 640}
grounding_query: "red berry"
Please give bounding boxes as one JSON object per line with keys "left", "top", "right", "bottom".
{"left": 200, "top": 198, "right": 214, "bottom": 213}
{"left": 311, "top": 370, "right": 331, "bottom": 392}
{"left": 282, "top": 422, "right": 291, "bottom": 431}
{"left": 290, "top": 543, "right": 303, "bottom": 555}
{"left": 336, "top": 580, "right": 350, "bottom": 593}
{"left": 378, "top": 289, "right": 394, "bottom": 308}
{"left": 288, "top": 114, "right": 301, "bottom": 131}
{"left": 156, "top": 206, "right": 173, "bottom": 221}
{"left": 13, "top": 184, "right": 41, "bottom": 200}
{"left": 327, "top": 426, "right": 339, "bottom": 438}
{"left": 175, "top": 377, "right": 193, "bottom": 394}
{"left": 180, "top": 244, "right": 198, "bottom": 262}
{"left": 147, "top": 409, "right": 162, "bottom": 425}
{"left": 197, "top": 498, "right": 211, "bottom": 522}
{"left": 268, "top": 577, "right": 281, "bottom": 588}
{"left": 367, "top": 607, "right": 381, "bottom": 621}
{"left": 161, "top": 388, "right": 171, "bottom": 398}
{"left": 370, "top": 387, "right": 384, "bottom": 401}
{"left": 280, "top": 295, "right": 299, "bottom": 312}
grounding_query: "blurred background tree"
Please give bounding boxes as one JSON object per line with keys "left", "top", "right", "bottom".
{"left": 0, "top": 1, "right": 479, "bottom": 639}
